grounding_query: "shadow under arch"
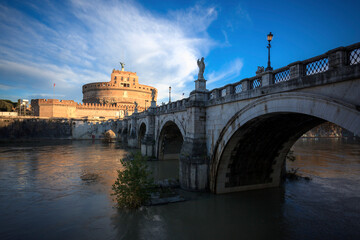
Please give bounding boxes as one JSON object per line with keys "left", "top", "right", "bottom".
{"left": 138, "top": 122, "right": 146, "bottom": 148}
{"left": 157, "top": 121, "right": 184, "bottom": 161}
{"left": 210, "top": 92, "right": 360, "bottom": 194}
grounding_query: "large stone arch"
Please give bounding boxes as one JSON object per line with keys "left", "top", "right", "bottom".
{"left": 210, "top": 92, "right": 360, "bottom": 194}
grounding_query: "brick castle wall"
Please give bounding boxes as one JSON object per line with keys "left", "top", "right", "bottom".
{"left": 31, "top": 99, "right": 142, "bottom": 119}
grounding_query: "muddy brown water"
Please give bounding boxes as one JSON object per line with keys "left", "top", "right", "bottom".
{"left": 0, "top": 138, "right": 359, "bottom": 240}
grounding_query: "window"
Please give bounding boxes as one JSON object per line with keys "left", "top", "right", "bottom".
{"left": 114, "top": 76, "right": 117, "bottom": 80}
{"left": 121, "top": 77, "right": 123, "bottom": 80}
{"left": 133, "top": 78, "right": 135, "bottom": 81}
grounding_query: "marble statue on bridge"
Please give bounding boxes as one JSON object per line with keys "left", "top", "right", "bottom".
{"left": 197, "top": 57, "right": 205, "bottom": 79}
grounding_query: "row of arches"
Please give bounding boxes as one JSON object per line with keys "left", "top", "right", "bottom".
{"left": 136, "top": 93, "right": 359, "bottom": 193}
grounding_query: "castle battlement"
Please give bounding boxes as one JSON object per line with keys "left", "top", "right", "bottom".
{"left": 32, "top": 99, "right": 77, "bottom": 105}
{"left": 111, "top": 69, "right": 137, "bottom": 75}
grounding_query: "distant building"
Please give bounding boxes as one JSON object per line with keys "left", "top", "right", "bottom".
{"left": 18, "top": 99, "right": 29, "bottom": 116}
{"left": 31, "top": 66, "right": 157, "bottom": 119}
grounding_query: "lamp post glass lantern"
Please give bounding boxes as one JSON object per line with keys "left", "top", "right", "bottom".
{"left": 266, "top": 32, "right": 273, "bottom": 71}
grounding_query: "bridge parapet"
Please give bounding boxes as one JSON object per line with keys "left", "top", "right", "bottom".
{"left": 155, "top": 98, "right": 189, "bottom": 114}
{"left": 206, "top": 42, "right": 360, "bottom": 105}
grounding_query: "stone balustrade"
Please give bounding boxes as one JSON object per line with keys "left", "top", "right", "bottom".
{"left": 205, "top": 42, "right": 360, "bottom": 105}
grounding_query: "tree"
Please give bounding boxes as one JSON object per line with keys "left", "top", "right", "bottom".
{"left": 111, "top": 152, "right": 155, "bottom": 209}
{"left": 0, "top": 99, "right": 17, "bottom": 112}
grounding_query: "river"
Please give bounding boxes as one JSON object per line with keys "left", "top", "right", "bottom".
{"left": 0, "top": 138, "right": 359, "bottom": 240}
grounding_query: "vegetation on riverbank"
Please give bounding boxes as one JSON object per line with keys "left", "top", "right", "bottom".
{"left": 286, "top": 150, "right": 312, "bottom": 181}
{"left": 111, "top": 152, "right": 155, "bottom": 209}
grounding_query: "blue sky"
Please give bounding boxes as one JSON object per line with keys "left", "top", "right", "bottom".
{"left": 0, "top": 0, "right": 359, "bottom": 103}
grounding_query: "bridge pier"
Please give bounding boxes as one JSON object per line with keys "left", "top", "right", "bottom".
{"left": 179, "top": 81, "right": 209, "bottom": 191}
{"left": 140, "top": 105, "right": 156, "bottom": 157}
{"left": 119, "top": 119, "right": 128, "bottom": 143}
{"left": 127, "top": 116, "right": 137, "bottom": 147}
{"left": 140, "top": 134, "right": 155, "bottom": 157}
{"left": 180, "top": 138, "right": 209, "bottom": 191}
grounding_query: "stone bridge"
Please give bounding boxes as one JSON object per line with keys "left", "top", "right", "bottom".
{"left": 118, "top": 42, "right": 360, "bottom": 194}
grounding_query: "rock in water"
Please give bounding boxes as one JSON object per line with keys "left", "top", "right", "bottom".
{"left": 104, "top": 129, "right": 116, "bottom": 142}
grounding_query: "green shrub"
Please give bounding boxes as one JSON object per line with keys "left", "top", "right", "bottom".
{"left": 286, "top": 150, "right": 296, "bottom": 162}
{"left": 111, "top": 152, "right": 155, "bottom": 209}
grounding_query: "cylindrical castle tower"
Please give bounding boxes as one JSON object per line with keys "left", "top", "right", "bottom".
{"left": 82, "top": 66, "right": 157, "bottom": 110}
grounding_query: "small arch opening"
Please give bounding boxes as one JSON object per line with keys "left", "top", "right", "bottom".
{"left": 138, "top": 123, "right": 146, "bottom": 148}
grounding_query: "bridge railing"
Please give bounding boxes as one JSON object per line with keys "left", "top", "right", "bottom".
{"left": 135, "top": 42, "right": 360, "bottom": 112}
{"left": 348, "top": 44, "right": 360, "bottom": 65}
{"left": 207, "top": 42, "right": 360, "bottom": 101}
{"left": 155, "top": 98, "right": 189, "bottom": 114}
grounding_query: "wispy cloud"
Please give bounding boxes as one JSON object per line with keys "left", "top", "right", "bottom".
{"left": 0, "top": 83, "right": 14, "bottom": 90}
{"left": 207, "top": 58, "right": 243, "bottom": 85}
{"left": 0, "top": 0, "right": 246, "bottom": 103}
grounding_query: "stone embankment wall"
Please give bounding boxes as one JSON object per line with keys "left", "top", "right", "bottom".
{"left": 0, "top": 117, "right": 121, "bottom": 140}
{"left": 0, "top": 112, "right": 18, "bottom": 117}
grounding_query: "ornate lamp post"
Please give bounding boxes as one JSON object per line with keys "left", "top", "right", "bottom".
{"left": 169, "top": 86, "right": 171, "bottom": 103}
{"left": 266, "top": 32, "right": 273, "bottom": 71}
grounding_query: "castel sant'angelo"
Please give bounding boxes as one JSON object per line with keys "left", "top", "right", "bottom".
{"left": 31, "top": 63, "right": 157, "bottom": 119}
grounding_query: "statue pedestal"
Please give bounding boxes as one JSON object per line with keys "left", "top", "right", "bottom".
{"left": 195, "top": 78, "right": 207, "bottom": 92}
{"left": 150, "top": 100, "right": 156, "bottom": 108}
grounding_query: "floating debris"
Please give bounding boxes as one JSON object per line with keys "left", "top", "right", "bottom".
{"left": 286, "top": 168, "right": 312, "bottom": 181}
{"left": 80, "top": 172, "right": 100, "bottom": 182}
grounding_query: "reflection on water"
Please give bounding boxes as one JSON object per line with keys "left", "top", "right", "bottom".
{"left": 0, "top": 139, "right": 359, "bottom": 240}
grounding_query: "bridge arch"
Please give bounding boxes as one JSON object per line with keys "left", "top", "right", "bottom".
{"left": 210, "top": 92, "right": 360, "bottom": 194}
{"left": 138, "top": 122, "right": 146, "bottom": 148}
{"left": 156, "top": 115, "right": 186, "bottom": 141}
{"left": 157, "top": 120, "right": 184, "bottom": 161}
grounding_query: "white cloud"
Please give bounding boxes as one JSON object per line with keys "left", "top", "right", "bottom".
{"left": 0, "top": 1, "right": 244, "bottom": 103}
{"left": 68, "top": 0, "right": 218, "bottom": 101}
